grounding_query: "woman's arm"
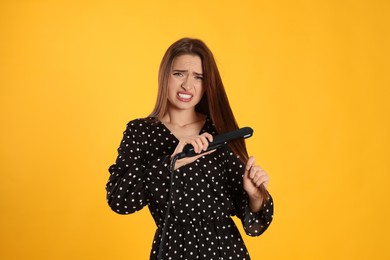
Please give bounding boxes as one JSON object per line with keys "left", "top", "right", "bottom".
{"left": 226, "top": 150, "right": 274, "bottom": 236}
{"left": 106, "top": 120, "right": 170, "bottom": 214}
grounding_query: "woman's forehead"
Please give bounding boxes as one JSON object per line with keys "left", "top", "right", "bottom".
{"left": 172, "top": 54, "right": 202, "bottom": 71}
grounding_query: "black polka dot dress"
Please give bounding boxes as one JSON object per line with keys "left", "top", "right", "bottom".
{"left": 106, "top": 117, "right": 274, "bottom": 259}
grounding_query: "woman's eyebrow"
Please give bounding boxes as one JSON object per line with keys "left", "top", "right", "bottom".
{"left": 172, "top": 69, "right": 203, "bottom": 75}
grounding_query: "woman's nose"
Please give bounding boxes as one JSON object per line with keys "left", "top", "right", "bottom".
{"left": 181, "top": 76, "right": 193, "bottom": 90}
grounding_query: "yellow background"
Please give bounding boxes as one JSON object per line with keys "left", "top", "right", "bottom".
{"left": 1, "top": 0, "right": 389, "bottom": 259}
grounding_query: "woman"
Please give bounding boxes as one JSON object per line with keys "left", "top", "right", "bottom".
{"left": 106, "top": 38, "right": 273, "bottom": 259}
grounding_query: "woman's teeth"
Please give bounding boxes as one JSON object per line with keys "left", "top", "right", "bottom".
{"left": 178, "top": 93, "right": 192, "bottom": 99}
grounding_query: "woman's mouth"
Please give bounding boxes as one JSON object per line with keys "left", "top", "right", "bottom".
{"left": 177, "top": 92, "right": 193, "bottom": 102}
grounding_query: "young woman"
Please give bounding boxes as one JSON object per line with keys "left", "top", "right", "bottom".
{"left": 106, "top": 38, "right": 274, "bottom": 259}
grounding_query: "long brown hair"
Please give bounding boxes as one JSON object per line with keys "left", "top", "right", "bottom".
{"left": 149, "top": 38, "right": 268, "bottom": 198}
{"left": 150, "top": 38, "right": 247, "bottom": 159}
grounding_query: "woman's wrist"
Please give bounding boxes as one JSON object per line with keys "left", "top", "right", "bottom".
{"left": 173, "top": 160, "right": 183, "bottom": 170}
{"left": 247, "top": 193, "right": 264, "bottom": 213}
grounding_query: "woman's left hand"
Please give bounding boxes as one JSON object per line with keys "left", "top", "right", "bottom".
{"left": 243, "top": 156, "right": 269, "bottom": 200}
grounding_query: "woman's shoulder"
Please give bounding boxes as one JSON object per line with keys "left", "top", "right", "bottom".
{"left": 122, "top": 117, "right": 162, "bottom": 140}
{"left": 126, "top": 117, "right": 161, "bottom": 128}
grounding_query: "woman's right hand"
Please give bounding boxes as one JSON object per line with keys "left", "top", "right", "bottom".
{"left": 171, "top": 132, "right": 216, "bottom": 170}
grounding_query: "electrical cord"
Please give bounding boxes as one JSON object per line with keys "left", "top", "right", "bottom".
{"left": 157, "top": 154, "right": 179, "bottom": 260}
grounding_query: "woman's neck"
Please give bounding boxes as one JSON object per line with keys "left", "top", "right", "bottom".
{"left": 160, "top": 108, "right": 205, "bottom": 127}
{"left": 159, "top": 108, "right": 206, "bottom": 140}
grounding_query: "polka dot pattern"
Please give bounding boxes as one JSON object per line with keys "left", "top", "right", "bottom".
{"left": 106, "top": 117, "right": 274, "bottom": 259}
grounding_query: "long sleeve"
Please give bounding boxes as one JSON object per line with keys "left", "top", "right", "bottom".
{"left": 226, "top": 149, "right": 274, "bottom": 237}
{"left": 106, "top": 117, "right": 273, "bottom": 259}
{"left": 106, "top": 119, "right": 171, "bottom": 215}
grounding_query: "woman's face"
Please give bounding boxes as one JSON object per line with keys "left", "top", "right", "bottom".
{"left": 167, "top": 54, "right": 205, "bottom": 112}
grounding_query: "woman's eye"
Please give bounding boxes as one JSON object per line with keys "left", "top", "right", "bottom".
{"left": 195, "top": 76, "right": 203, "bottom": 80}
{"left": 173, "top": 72, "right": 183, "bottom": 77}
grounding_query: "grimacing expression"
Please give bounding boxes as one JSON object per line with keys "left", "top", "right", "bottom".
{"left": 167, "top": 54, "right": 205, "bottom": 111}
